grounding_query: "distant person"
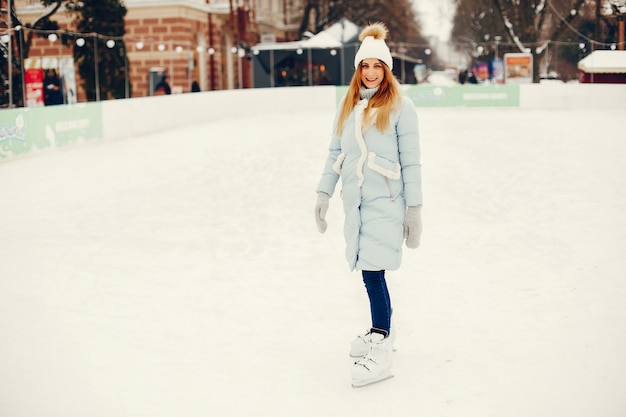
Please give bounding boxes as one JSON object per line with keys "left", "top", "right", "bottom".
{"left": 43, "top": 69, "right": 63, "bottom": 105}
{"left": 154, "top": 75, "right": 171, "bottom": 95}
{"left": 314, "top": 22, "right": 422, "bottom": 388}
{"left": 458, "top": 69, "right": 468, "bottom": 84}
{"left": 191, "top": 81, "right": 201, "bottom": 92}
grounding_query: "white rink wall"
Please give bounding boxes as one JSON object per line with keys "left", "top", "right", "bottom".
{"left": 1, "top": 83, "right": 625, "bottom": 162}
{"left": 518, "top": 83, "right": 626, "bottom": 110}
{"left": 102, "top": 83, "right": 626, "bottom": 142}
{"left": 101, "top": 86, "right": 338, "bottom": 142}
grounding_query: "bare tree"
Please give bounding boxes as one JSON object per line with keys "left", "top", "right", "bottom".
{"left": 0, "top": 0, "right": 65, "bottom": 106}
{"left": 65, "top": 0, "right": 128, "bottom": 101}
{"left": 298, "top": 0, "right": 430, "bottom": 56}
{"left": 451, "top": 0, "right": 588, "bottom": 82}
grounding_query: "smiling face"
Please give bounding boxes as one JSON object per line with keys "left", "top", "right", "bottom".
{"left": 360, "top": 58, "right": 385, "bottom": 89}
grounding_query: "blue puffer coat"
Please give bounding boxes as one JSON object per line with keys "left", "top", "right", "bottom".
{"left": 316, "top": 95, "right": 422, "bottom": 271}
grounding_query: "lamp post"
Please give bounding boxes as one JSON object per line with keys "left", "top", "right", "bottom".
{"left": 494, "top": 36, "right": 502, "bottom": 60}
{"left": 269, "top": 48, "right": 274, "bottom": 88}
{"left": 94, "top": 35, "right": 100, "bottom": 101}
{"left": 617, "top": 14, "right": 626, "bottom": 51}
{"left": 617, "top": 0, "right": 626, "bottom": 50}
{"left": 7, "top": 0, "right": 12, "bottom": 107}
{"left": 604, "top": 0, "right": 626, "bottom": 49}
{"left": 123, "top": 45, "right": 129, "bottom": 98}
{"left": 307, "top": 48, "right": 312, "bottom": 86}
{"left": 16, "top": 25, "right": 24, "bottom": 105}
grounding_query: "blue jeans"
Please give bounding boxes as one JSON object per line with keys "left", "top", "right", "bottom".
{"left": 362, "top": 270, "right": 391, "bottom": 336}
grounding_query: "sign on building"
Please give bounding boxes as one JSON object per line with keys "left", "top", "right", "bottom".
{"left": 504, "top": 53, "right": 533, "bottom": 84}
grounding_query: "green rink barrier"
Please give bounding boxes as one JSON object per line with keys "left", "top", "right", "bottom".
{"left": 336, "top": 84, "right": 520, "bottom": 108}
{"left": 405, "top": 85, "right": 519, "bottom": 107}
{"left": 0, "top": 102, "right": 103, "bottom": 160}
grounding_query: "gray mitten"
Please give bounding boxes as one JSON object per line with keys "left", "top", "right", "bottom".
{"left": 314, "top": 192, "right": 330, "bottom": 233}
{"left": 404, "top": 205, "right": 422, "bottom": 248}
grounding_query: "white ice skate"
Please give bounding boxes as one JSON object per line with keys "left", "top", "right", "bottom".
{"left": 350, "top": 322, "right": 396, "bottom": 358}
{"left": 351, "top": 332, "right": 394, "bottom": 388}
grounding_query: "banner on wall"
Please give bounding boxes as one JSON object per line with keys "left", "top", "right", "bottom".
{"left": 0, "top": 103, "right": 103, "bottom": 160}
{"left": 504, "top": 53, "right": 533, "bottom": 84}
{"left": 24, "top": 57, "right": 44, "bottom": 107}
{"left": 336, "top": 85, "right": 520, "bottom": 108}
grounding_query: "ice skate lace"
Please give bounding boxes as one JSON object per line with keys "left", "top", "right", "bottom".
{"left": 355, "top": 332, "right": 370, "bottom": 343}
{"left": 354, "top": 349, "right": 378, "bottom": 371}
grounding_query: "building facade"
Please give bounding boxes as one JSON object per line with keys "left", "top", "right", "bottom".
{"left": 10, "top": 0, "right": 305, "bottom": 101}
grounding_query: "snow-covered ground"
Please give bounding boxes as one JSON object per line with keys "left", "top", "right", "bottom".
{"left": 1, "top": 100, "right": 625, "bottom": 417}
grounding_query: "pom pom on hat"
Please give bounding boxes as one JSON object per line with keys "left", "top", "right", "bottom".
{"left": 354, "top": 22, "right": 393, "bottom": 70}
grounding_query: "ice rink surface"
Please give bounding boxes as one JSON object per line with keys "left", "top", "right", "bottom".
{"left": 1, "top": 103, "right": 625, "bottom": 417}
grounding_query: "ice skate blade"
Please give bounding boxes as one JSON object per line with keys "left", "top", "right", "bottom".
{"left": 351, "top": 373, "right": 394, "bottom": 388}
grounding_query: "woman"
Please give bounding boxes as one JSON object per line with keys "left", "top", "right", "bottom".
{"left": 314, "top": 22, "right": 422, "bottom": 387}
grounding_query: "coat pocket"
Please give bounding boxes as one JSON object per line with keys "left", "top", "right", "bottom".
{"left": 333, "top": 152, "right": 345, "bottom": 175}
{"left": 367, "top": 152, "right": 401, "bottom": 180}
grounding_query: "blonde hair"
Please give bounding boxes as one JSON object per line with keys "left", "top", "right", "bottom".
{"left": 335, "top": 62, "right": 401, "bottom": 136}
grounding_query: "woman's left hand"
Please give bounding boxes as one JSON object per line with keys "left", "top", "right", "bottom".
{"left": 404, "top": 205, "right": 422, "bottom": 249}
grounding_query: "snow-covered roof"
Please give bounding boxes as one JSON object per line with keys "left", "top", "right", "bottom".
{"left": 252, "top": 18, "right": 359, "bottom": 52}
{"left": 302, "top": 32, "right": 343, "bottom": 49}
{"left": 319, "top": 18, "right": 360, "bottom": 43}
{"left": 578, "top": 50, "right": 626, "bottom": 74}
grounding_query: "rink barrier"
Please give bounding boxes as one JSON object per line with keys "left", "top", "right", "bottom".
{"left": 1, "top": 83, "right": 625, "bottom": 161}
{"left": 0, "top": 102, "right": 103, "bottom": 160}
{"left": 338, "top": 84, "right": 523, "bottom": 107}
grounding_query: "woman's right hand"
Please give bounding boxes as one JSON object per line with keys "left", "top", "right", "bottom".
{"left": 314, "top": 192, "right": 330, "bottom": 233}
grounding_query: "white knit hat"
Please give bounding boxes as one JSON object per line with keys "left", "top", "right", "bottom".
{"left": 354, "top": 22, "right": 393, "bottom": 70}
